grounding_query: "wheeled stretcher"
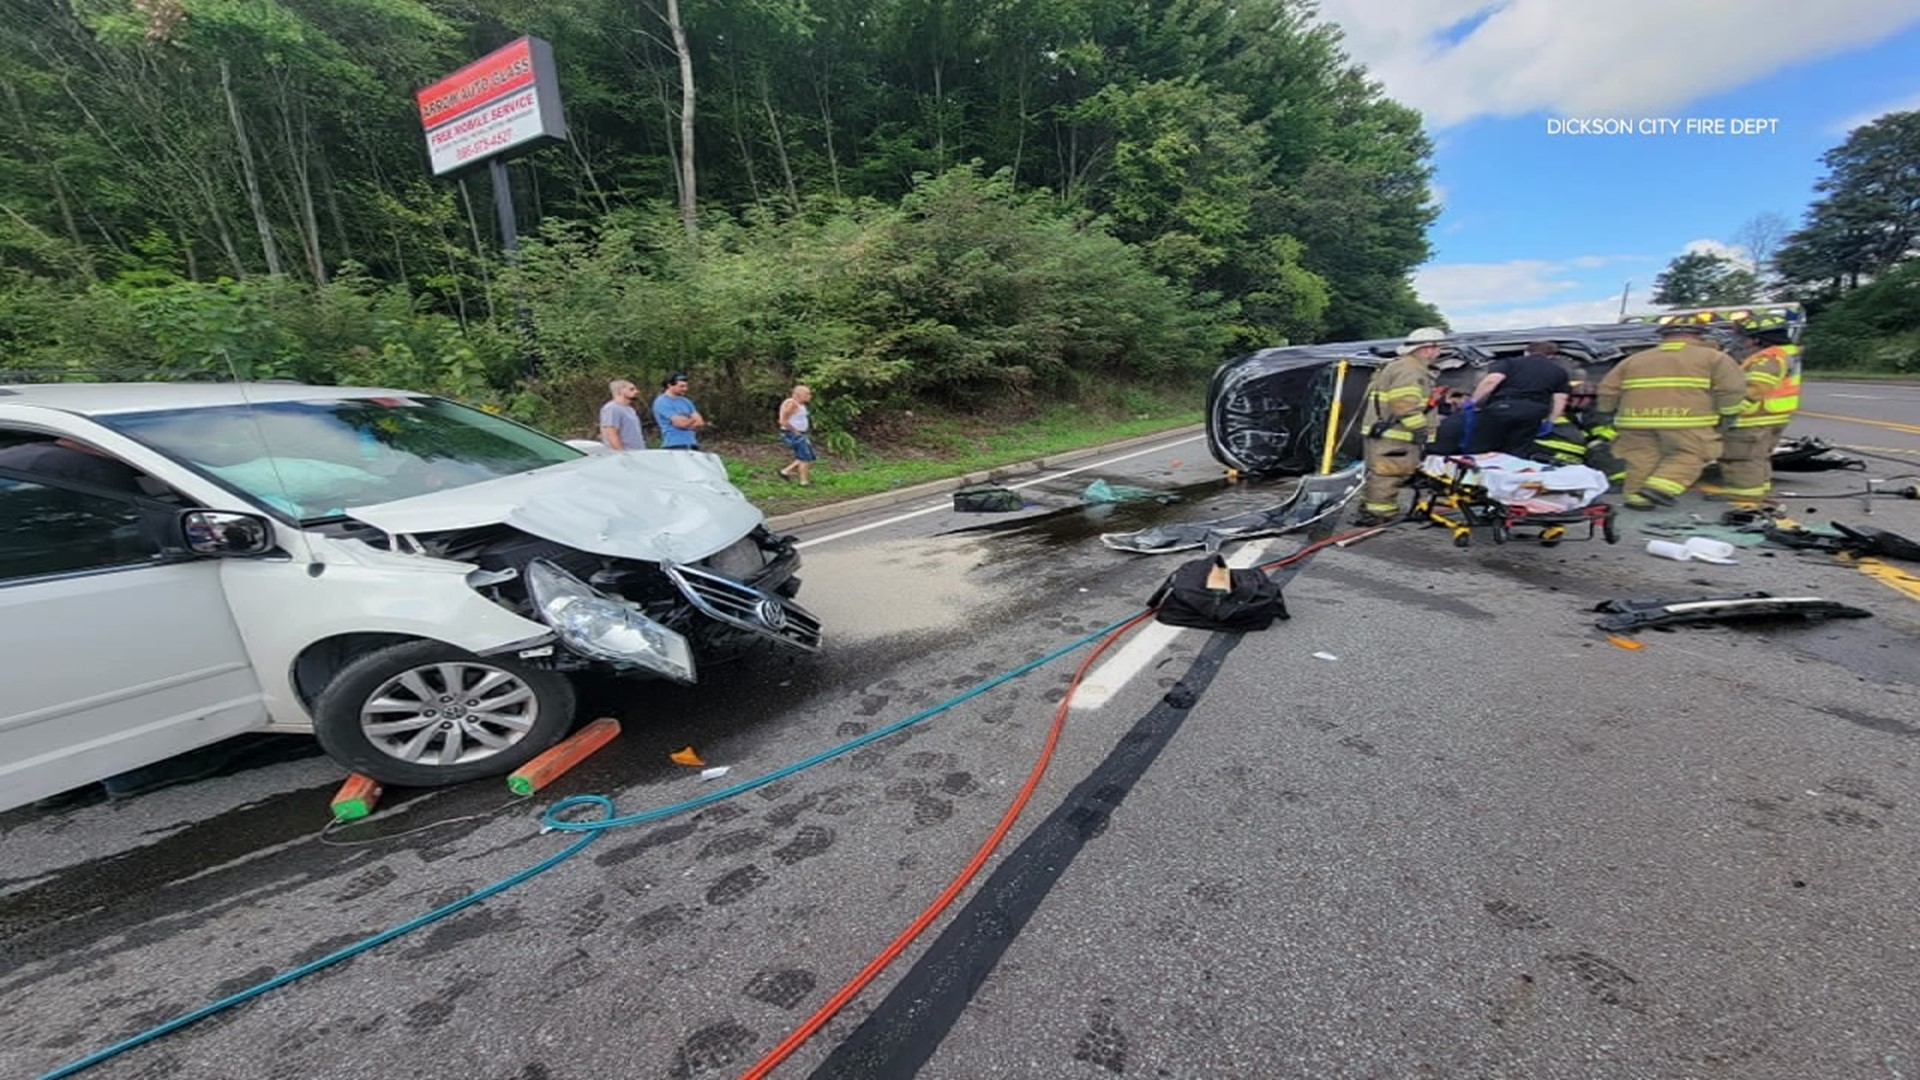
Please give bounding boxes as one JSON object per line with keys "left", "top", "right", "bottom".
{"left": 1409, "top": 452, "right": 1619, "bottom": 548}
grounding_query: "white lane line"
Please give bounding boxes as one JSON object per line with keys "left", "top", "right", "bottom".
{"left": 795, "top": 433, "right": 1206, "bottom": 549}
{"left": 1069, "top": 538, "right": 1278, "bottom": 711}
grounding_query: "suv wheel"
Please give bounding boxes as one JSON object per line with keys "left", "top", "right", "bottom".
{"left": 313, "top": 640, "right": 577, "bottom": 788}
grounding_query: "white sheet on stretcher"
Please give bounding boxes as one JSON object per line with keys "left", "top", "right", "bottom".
{"left": 1420, "top": 452, "right": 1609, "bottom": 511}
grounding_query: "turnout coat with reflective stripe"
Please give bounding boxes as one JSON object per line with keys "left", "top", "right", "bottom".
{"left": 1734, "top": 344, "right": 1801, "bottom": 428}
{"left": 1364, "top": 357, "right": 1435, "bottom": 442}
{"left": 1594, "top": 341, "right": 1745, "bottom": 429}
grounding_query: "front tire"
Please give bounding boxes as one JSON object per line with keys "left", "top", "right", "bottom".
{"left": 313, "top": 640, "right": 577, "bottom": 788}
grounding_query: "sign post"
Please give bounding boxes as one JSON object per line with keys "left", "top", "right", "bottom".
{"left": 415, "top": 36, "right": 566, "bottom": 374}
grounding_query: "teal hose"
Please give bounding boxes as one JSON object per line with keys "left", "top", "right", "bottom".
{"left": 35, "top": 797, "right": 613, "bottom": 1080}
{"left": 33, "top": 616, "right": 1132, "bottom": 1080}
{"left": 541, "top": 614, "right": 1137, "bottom": 833}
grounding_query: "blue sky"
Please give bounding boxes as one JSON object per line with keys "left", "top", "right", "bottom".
{"left": 1309, "top": 1, "right": 1920, "bottom": 330}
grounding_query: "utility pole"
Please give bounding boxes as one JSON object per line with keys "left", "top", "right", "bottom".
{"left": 489, "top": 158, "right": 540, "bottom": 377}
{"left": 1618, "top": 281, "right": 1631, "bottom": 319}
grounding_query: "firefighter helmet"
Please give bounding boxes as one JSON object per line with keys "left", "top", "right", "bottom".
{"left": 1656, "top": 321, "right": 1707, "bottom": 337}
{"left": 1397, "top": 326, "right": 1448, "bottom": 355}
{"left": 1737, "top": 313, "right": 1793, "bottom": 341}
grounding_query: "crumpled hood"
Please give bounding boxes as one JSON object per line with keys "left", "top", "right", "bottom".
{"left": 344, "top": 450, "right": 764, "bottom": 564}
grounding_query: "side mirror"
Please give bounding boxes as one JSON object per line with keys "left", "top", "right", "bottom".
{"left": 181, "top": 510, "right": 276, "bottom": 557}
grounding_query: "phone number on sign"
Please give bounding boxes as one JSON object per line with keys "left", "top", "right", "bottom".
{"left": 455, "top": 129, "right": 521, "bottom": 162}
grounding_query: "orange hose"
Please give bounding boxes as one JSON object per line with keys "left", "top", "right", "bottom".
{"left": 738, "top": 527, "right": 1357, "bottom": 1078}
{"left": 737, "top": 607, "right": 1156, "bottom": 1079}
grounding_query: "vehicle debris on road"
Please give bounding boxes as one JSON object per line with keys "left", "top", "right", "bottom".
{"left": 1101, "top": 463, "right": 1361, "bottom": 553}
{"left": 1592, "top": 592, "right": 1874, "bottom": 632}
{"left": 1762, "top": 520, "right": 1920, "bottom": 562}
{"left": 1770, "top": 435, "right": 1866, "bottom": 472}
{"left": 1081, "top": 478, "right": 1178, "bottom": 504}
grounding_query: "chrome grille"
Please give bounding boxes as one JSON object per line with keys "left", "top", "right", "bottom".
{"left": 663, "top": 563, "right": 823, "bottom": 651}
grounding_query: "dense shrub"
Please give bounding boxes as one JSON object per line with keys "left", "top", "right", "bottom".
{"left": 1802, "top": 259, "right": 1920, "bottom": 372}
{"left": 2, "top": 167, "right": 1225, "bottom": 441}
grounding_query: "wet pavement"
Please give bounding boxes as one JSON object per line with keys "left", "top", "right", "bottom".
{"left": 4, "top": 388, "right": 1919, "bottom": 1080}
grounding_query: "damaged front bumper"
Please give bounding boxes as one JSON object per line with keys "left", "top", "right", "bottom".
{"left": 663, "top": 561, "right": 823, "bottom": 652}
{"left": 520, "top": 544, "right": 823, "bottom": 683}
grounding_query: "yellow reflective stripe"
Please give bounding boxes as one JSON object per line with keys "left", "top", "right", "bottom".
{"left": 1733, "top": 416, "right": 1792, "bottom": 427}
{"left": 1397, "top": 414, "right": 1426, "bottom": 428}
{"left": 1380, "top": 429, "right": 1414, "bottom": 442}
{"left": 1747, "top": 373, "right": 1781, "bottom": 386}
{"left": 1621, "top": 377, "right": 1712, "bottom": 389}
{"left": 1615, "top": 416, "right": 1717, "bottom": 428}
{"left": 1644, "top": 476, "right": 1687, "bottom": 495}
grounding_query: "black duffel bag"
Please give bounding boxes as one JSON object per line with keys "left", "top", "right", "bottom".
{"left": 953, "top": 483, "right": 1025, "bottom": 512}
{"left": 1148, "top": 555, "right": 1288, "bottom": 632}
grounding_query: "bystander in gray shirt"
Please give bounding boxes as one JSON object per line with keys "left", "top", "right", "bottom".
{"left": 599, "top": 400, "right": 646, "bottom": 449}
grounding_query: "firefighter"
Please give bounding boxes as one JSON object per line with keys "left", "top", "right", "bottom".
{"left": 1353, "top": 326, "right": 1446, "bottom": 525}
{"left": 1702, "top": 313, "right": 1801, "bottom": 502}
{"left": 1555, "top": 381, "right": 1627, "bottom": 488}
{"left": 1593, "top": 322, "right": 1746, "bottom": 509}
{"left": 1527, "top": 387, "right": 1627, "bottom": 488}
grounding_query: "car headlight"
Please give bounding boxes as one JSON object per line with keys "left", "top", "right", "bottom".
{"left": 526, "top": 558, "right": 696, "bottom": 683}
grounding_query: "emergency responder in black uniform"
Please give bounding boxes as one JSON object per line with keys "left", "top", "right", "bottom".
{"left": 1465, "top": 340, "right": 1573, "bottom": 455}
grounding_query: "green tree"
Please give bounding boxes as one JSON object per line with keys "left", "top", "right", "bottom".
{"left": 1775, "top": 110, "right": 1920, "bottom": 301}
{"left": 1651, "top": 251, "right": 1761, "bottom": 307}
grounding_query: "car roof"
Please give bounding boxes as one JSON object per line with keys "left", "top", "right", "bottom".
{"left": 0, "top": 382, "right": 430, "bottom": 416}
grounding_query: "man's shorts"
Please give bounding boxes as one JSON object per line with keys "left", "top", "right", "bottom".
{"left": 782, "top": 432, "right": 816, "bottom": 462}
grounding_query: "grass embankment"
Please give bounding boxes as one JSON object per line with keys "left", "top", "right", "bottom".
{"left": 707, "top": 397, "right": 1206, "bottom": 516}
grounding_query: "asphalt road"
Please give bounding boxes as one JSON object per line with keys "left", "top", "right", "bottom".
{"left": 3, "top": 381, "right": 1918, "bottom": 1080}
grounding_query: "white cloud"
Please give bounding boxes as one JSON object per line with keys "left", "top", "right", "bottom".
{"left": 1312, "top": 0, "right": 1920, "bottom": 129}
{"left": 1682, "top": 237, "right": 1755, "bottom": 269}
{"left": 1445, "top": 295, "right": 1631, "bottom": 330}
{"left": 1414, "top": 258, "right": 1573, "bottom": 309}
{"left": 1830, "top": 88, "right": 1920, "bottom": 133}
{"left": 1416, "top": 253, "right": 1665, "bottom": 328}
{"left": 1415, "top": 253, "right": 1652, "bottom": 312}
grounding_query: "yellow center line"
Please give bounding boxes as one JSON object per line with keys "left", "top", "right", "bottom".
{"left": 1853, "top": 557, "right": 1920, "bottom": 605}
{"left": 1799, "top": 410, "right": 1920, "bottom": 436}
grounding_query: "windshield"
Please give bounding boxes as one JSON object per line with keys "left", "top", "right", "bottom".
{"left": 102, "top": 397, "right": 582, "bottom": 523}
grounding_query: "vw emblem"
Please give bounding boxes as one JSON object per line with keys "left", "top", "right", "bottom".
{"left": 756, "top": 599, "right": 789, "bottom": 631}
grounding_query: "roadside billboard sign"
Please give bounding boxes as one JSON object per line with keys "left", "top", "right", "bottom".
{"left": 415, "top": 36, "right": 566, "bottom": 176}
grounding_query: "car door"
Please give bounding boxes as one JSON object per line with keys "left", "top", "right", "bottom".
{"left": 0, "top": 471, "right": 267, "bottom": 810}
